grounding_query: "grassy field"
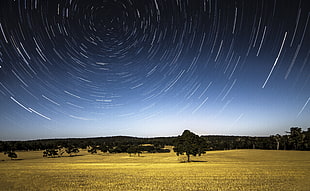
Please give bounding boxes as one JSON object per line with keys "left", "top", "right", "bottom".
{"left": 0, "top": 149, "right": 309, "bottom": 190}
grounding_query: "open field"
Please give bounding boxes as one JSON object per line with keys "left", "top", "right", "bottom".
{"left": 1, "top": 149, "right": 310, "bottom": 190}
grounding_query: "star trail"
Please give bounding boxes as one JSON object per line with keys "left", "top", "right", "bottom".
{"left": 0, "top": 0, "right": 309, "bottom": 140}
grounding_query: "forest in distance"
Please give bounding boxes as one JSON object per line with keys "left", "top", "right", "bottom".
{"left": 1, "top": 127, "right": 310, "bottom": 154}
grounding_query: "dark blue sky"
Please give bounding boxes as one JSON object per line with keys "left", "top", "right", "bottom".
{"left": 0, "top": 0, "right": 309, "bottom": 140}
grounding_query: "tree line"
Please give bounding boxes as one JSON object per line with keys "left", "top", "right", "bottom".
{"left": 203, "top": 127, "right": 310, "bottom": 151}
{"left": 1, "top": 127, "right": 309, "bottom": 153}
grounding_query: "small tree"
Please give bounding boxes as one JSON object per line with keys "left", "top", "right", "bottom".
{"left": 173, "top": 130, "right": 207, "bottom": 162}
{"left": 99, "top": 145, "right": 109, "bottom": 153}
{"left": 127, "top": 146, "right": 142, "bottom": 157}
{"left": 88, "top": 146, "right": 98, "bottom": 154}
{"left": 59, "top": 147, "right": 66, "bottom": 156}
{"left": 43, "top": 149, "right": 59, "bottom": 158}
{"left": 66, "top": 146, "right": 79, "bottom": 156}
{"left": 271, "top": 134, "right": 281, "bottom": 150}
{"left": 4, "top": 151, "right": 18, "bottom": 160}
{"left": 127, "top": 146, "right": 135, "bottom": 157}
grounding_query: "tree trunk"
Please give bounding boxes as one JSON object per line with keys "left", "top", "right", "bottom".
{"left": 276, "top": 141, "right": 280, "bottom": 150}
{"left": 187, "top": 154, "right": 190, "bottom": 162}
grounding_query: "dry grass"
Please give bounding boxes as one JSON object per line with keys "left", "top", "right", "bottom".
{"left": 0, "top": 149, "right": 309, "bottom": 190}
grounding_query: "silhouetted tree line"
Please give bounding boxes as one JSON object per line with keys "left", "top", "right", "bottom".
{"left": 0, "top": 136, "right": 173, "bottom": 156}
{"left": 1, "top": 127, "right": 309, "bottom": 153}
{"left": 42, "top": 145, "right": 80, "bottom": 158}
{"left": 202, "top": 127, "right": 310, "bottom": 151}
{"left": 87, "top": 143, "right": 170, "bottom": 155}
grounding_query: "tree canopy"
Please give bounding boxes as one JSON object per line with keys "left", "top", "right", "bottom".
{"left": 4, "top": 151, "right": 17, "bottom": 160}
{"left": 173, "top": 130, "right": 208, "bottom": 162}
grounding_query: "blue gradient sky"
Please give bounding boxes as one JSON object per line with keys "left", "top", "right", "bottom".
{"left": 0, "top": 0, "right": 309, "bottom": 140}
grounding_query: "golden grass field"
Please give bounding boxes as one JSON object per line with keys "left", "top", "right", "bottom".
{"left": 1, "top": 149, "right": 310, "bottom": 191}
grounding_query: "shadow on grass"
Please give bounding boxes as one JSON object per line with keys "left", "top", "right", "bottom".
{"left": 179, "top": 160, "right": 208, "bottom": 163}
{"left": 1, "top": 158, "right": 24, "bottom": 161}
{"left": 63, "top": 154, "right": 84, "bottom": 157}
{"left": 191, "top": 160, "right": 208, "bottom": 162}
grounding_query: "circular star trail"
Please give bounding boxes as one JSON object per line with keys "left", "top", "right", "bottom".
{"left": 0, "top": 0, "right": 309, "bottom": 140}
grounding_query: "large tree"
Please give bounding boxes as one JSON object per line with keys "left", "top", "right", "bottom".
{"left": 271, "top": 134, "right": 281, "bottom": 150}
{"left": 288, "top": 127, "right": 305, "bottom": 150}
{"left": 173, "top": 130, "right": 208, "bottom": 162}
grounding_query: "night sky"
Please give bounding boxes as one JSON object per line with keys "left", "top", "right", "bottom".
{"left": 0, "top": 0, "right": 309, "bottom": 140}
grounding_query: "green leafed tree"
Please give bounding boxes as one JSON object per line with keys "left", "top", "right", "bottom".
{"left": 288, "top": 127, "right": 305, "bottom": 150}
{"left": 127, "top": 145, "right": 142, "bottom": 157}
{"left": 271, "top": 134, "right": 281, "bottom": 150}
{"left": 43, "top": 149, "right": 59, "bottom": 158}
{"left": 4, "top": 151, "right": 17, "bottom": 160}
{"left": 173, "top": 130, "right": 208, "bottom": 162}
{"left": 87, "top": 146, "right": 98, "bottom": 154}
{"left": 66, "top": 146, "right": 79, "bottom": 156}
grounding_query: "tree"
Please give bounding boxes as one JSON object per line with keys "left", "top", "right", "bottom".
{"left": 127, "top": 146, "right": 142, "bottom": 157}
{"left": 57, "top": 147, "right": 65, "bottom": 156}
{"left": 43, "top": 149, "right": 59, "bottom": 158}
{"left": 87, "top": 146, "right": 98, "bottom": 154}
{"left": 66, "top": 146, "right": 79, "bottom": 156}
{"left": 303, "top": 128, "right": 310, "bottom": 150}
{"left": 4, "top": 151, "right": 18, "bottom": 160}
{"left": 271, "top": 134, "right": 281, "bottom": 150}
{"left": 173, "top": 130, "right": 208, "bottom": 162}
{"left": 99, "top": 145, "right": 109, "bottom": 153}
{"left": 281, "top": 135, "right": 289, "bottom": 150}
{"left": 288, "top": 127, "right": 305, "bottom": 150}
